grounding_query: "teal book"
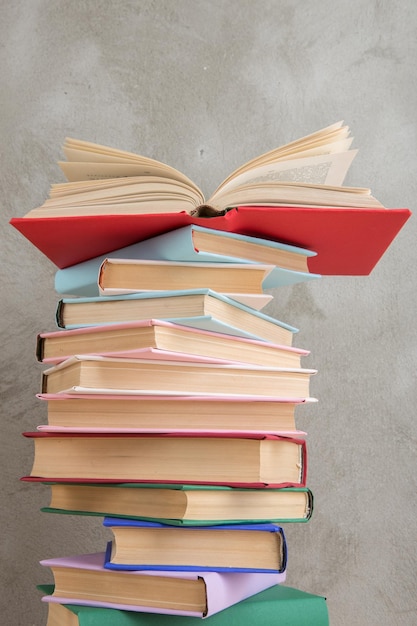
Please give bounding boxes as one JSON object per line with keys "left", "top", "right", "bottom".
{"left": 55, "top": 288, "right": 298, "bottom": 347}
{"left": 54, "top": 224, "right": 320, "bottom": 296}
{"left": 39, "top": 584, "right": 329, "bottom": 625}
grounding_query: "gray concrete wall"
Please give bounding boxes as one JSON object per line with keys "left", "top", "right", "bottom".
{"left": 1, "top": 1, "right": 416, "bottom": 624}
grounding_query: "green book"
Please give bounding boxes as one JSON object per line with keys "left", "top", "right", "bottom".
{"left": 40, "top": 584, "right": 329, "bottom": 625}
{"left": 41, "top": 483, "right": 313, "bottom": 525}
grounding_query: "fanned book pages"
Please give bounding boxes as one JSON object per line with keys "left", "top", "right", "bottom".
{"left": 39, "top": 551, "right": 286, "bottom": 618}
{"left": 18, "top": 121, "right": 373, "bottom": 219}
{"left": 40, "top": 584, "right": 329, "bottom": 626}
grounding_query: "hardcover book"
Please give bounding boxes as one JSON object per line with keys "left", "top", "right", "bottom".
{"left": 54, "top": 224, "right": 320, "bottom": 296}
{"left": 40, "top": 551, "right": 286, "bottom": 617}
{"left": 97, "top": 259, "right": 275, "bottom": 310}
{"left": 23, "top": 432, "right": 308, "bottom": 487}
{"left": 10, "top": 121, "right": 410, "bottom": 273}
{"left": 40, "top": 584, "right": 329, "bottom": 625}
{"left": 54, "top": 288, "right": 298, "bottom": 346}
{"left": 36, "top": 394, "right": 313, "bottom": 435}
{"left": 102, "top": 519, "right": 287, "bottom": 573}
{"left": 39, "top": 355, "right": 316, "bottom": 399}
{"left": 42, "top": 483, "right": 314, "bottom": 524}
{"left": 36, "top": 319, "right": 309, "bottom": 367}
{"left": 10, "top": 205, "right": 411, "bottom": 275}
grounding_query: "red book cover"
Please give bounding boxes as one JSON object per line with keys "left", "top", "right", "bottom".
{"left": 10, "top": 205, "right": 411, "bottom": 275}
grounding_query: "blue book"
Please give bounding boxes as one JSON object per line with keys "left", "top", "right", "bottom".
{"left": 55, "top": 224, "right": 320, "bottom": 296}
{"left": 55, "top": 288, "right": 298, "bottom": 346}
{"left": 103, "top": 518, "right": 287, "bottom": 573}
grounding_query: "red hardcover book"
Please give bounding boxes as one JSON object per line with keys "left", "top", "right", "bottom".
{"left": 21, "top": 431, "right": 307, "bottom": 488}
{"left": 10, "top": 205, "right": 411, "bottom": 275}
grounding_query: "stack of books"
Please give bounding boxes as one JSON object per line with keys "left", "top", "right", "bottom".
{"left": 14, "top": 121, "right": 410, "bottom": 625}
{"left": 24, "top": 224, "right": 326, "bottom": 623}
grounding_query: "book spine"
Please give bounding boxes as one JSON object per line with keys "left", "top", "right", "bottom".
{"left": 55, "top": 299, "right": 65, "bottom": 328}
{"left": 36, "top": 334, "right": 45, "bottom": 362}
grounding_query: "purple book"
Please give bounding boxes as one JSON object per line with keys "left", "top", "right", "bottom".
{"left": 41, "top": 551, "right": 286, "bottom": 617}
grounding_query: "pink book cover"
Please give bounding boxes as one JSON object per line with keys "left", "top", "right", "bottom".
{"left": 40, "top": 346, "right": 247, "bottom": 366}
{"left": 37, "top": 393, "right": 315, "bottom": 402}
{"left": 22, "top": 431, "right": 308, "bottom": 488}
{"left": 40, "top": 551, "right": 286, "bottom": 617}
{"left": 36, "top": 425, "right": 307, "bottom": 436}
{"left": 37, "top": 318, "right": 310, "bottom": 365}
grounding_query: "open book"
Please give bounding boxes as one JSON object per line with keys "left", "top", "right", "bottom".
{"left": 20, "top": 121, "right": 384, "bottom": 219}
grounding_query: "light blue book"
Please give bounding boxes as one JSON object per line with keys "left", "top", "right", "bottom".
{"left": 55, "top": 225, "right": 320, "bottom": 296}
{"left": 55, "top": 288, "right": 298, "bottom": 345}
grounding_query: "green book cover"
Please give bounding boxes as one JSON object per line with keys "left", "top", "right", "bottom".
{"left": 41, "top": 483, "right": 313, "bottom": 525}
{"left": 39, "top": 584, "right": 329, "bottom": 625}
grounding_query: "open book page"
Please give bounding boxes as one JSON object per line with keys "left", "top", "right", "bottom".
{"left": 60, "top": 138, "right": 201, "bottom": 192}
{"left": 59, "top": 122, "right": 354, "bottom": 198}
{"left": 212, "top": 121, "right": 350, "bottom": 186}
{"left": 208, "top": 181, "right": 383, "bottom": 212}
{"left": 208, "top": 149, "right": 358, "bottom": 201}
{"left": 19, "top": 120, "right": 395, "bottom": 221}
{"left": 40, "top": 178, "right": 204, "bottom": 208}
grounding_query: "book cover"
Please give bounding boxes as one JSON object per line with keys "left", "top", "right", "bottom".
{"left": 40, "top": 551, "right": 286, "bottom": 617}
{"left": 37, "top": 426, "right": 306, "bottom": 436}
{"left": 102, "top": 520, "right": 287, "bottom": 573}
{"left": 54, "top": 224, "right": 320, "bottom": 296}
{"left": 10, "top": 204, "right": 411, "bottom": 274}
{"left": 39, "top": 583, "right": 328, "bottom": 625}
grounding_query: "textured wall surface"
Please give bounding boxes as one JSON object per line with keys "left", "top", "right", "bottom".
{"left": 1, "top": 2, "right": 416, "bottom": 624}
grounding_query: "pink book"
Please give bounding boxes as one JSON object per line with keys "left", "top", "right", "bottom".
{"left": 40, "top": 551, "right": 286, "bottom": 617}
{"left": 36, "top": 318, "right": 310, "bottom": 365}
{"left": 36, "top": 393, "right": 312, "bottom": 435}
